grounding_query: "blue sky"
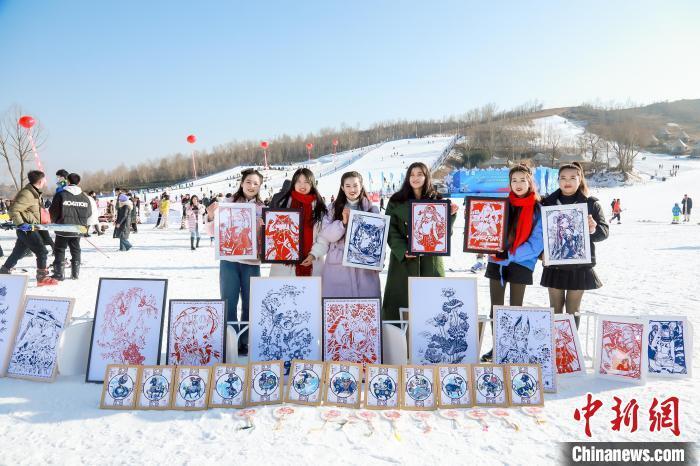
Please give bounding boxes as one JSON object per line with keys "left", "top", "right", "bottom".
{"left": 1, "top": 0, "right": 698, "bottom": 178}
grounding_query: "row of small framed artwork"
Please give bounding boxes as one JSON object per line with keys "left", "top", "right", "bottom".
{"left": 99, "top": 360, "right": 545, "bottom": 411}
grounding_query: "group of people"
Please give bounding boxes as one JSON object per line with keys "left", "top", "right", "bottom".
{"left": 672, "top": 194, "right": 693, "bottom": 224}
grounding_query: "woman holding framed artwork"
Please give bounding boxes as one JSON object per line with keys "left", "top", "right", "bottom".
{"left": 540, "top": 162, "right": 609, "bottom": 327}
{"left": 209, "top": 169, "right": 265, "bottom": 355}
{"left": 382, "top": 162, "right": 458, "bottom": 320}
{"left": 481, "top": 164, "right": 544, "bottom": 362}
{"left": 270, "top": 168, "right": 327, "bottom": 277}
{"left": 312, "top": 171, "right": 381, "bottom": 298}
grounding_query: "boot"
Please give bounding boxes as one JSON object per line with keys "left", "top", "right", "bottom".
{"left": 196, "top": 237, "right": 200, "bottom": 249}
{"left": 37, "top": 269, "right": 59, "bottom": 286}
{"left": 0, "top": 265, "right": 11, "bottom": 274}
{"left": 71, "top": 262, "right": 80, "bottom": 280}
{"left": 51, "top": 263, "right": 65, "bottom": 281}
{"left": 190, "top": 237, "right": 195, "bottom": 250}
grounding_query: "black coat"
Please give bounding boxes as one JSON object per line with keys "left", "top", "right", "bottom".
{"left": 682, "top": 197, "right": 692, "bottom": 214}
{"left": 48, "top": 185, "right": 92, "bottom": 237}
{"left": 114, "top": 202, "right": 132, "bottom": 240}
{"left": 541, "top": 189, "right": 609, "bottom": 268}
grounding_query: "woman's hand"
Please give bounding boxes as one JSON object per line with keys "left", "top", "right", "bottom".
{"left": 300, "top": 254, "right": 315, "bottom": 267}
{"left": 405, "top": 252, "right": 417, "bottom": 259}
{"left": 450, "top": 203, "right": 459, "bottom": 215}
{"left": 588, "top": 214, "right": 597, "bottom": 233}
{"left": 342, "top": 208, "right": 350, "bottom": 225}
{"left": 257, "top": 217, "right": 264, "bottom": 228}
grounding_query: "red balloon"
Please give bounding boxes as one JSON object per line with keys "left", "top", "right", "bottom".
{"left": 19, "top": 115, "right": 35, "bottom": 129}
{"left": 332, "top": 139, "right": 339, "bottom": 146}
{"left": 306, "top": 143, "right": 314, "bottom": 150}
{"left": 260, "top": 141, "right": 269, "bottom": 149}
{"left": 187, "top": 134, "right": 196, "bottom": 144}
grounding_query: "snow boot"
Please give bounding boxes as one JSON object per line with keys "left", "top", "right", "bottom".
{"left": 71, "top": 262, "right": 80, "bottom": 280}
{"left": 190, "top": 237, "right": 196, "bottom": 250}
{"left": 0, "top": 265, "right": 11, "bottom": 274}
{"left": 37, "top": 269, "right": 59, "bottom": 286}
{"left": 51, "top": 263, "right": 65, "bottom": 281}
{"left": 196, "top": 237, "right": 200, "bottom": 248}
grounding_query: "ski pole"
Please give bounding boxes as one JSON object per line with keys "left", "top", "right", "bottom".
{"left": 83, "top": 237, "right": 111, "bottom": 259}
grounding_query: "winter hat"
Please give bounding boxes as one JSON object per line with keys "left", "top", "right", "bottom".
{"left": 118, "top": 194, "right": 128, "bottom": 202}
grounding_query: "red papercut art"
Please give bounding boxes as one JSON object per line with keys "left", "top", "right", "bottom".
{"left": 555, "top": 319, "right": 582, "bottom": 374}
{"left": 600, "top": 320, "right": 644, "bottom": 379}
{"left": 219, "top": 205, "right": 254, "bottom": 257}
{"left": 264, "top": 211, "right": 301, "bottom": 262}
{"left": 323, "top": 300, "right": 381, "bottom": 369}
{"left": 411, "top": 202, "right": 448, "bottom": 254}
{"left": 465, "top": 199, "right": 506, "bottom": 252}
{"left": 169, "top": 304, "right": 224, "bottom": 366}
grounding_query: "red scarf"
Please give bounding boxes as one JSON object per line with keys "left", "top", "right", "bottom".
{"left": 290, "top": 190, "right": 316, "bottom": 276}
{"left": 508, "top": 191, "right": 536, "bottom": 254}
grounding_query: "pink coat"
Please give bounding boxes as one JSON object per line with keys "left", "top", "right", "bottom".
{"left": 313, "top": 198, "right": 381, "bottom": 299}
{"left": 185, "top": 204, "right": 203, "bottom": 232}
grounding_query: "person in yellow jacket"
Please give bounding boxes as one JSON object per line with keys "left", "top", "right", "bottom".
{"left": 157, "top": 194, "right": 171, "bottom": 229}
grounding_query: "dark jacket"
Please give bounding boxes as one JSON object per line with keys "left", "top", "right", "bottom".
{"left": 114, "top": 200, "right": 133, "bottom": 240}
{"left": 49, "top": 185, "right": 92, "bottom": 237}
{"left": 681, "top": 197, "right": 692, "bottom": 213}
{"left": 541, "top": 189, "right": 609, "bottom": 268}
{"left": 9, "top": 183, "right": 43, "bottom": 225}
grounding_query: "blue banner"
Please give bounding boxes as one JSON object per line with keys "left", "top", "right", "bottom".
{"left": 446, "top": 167, "right": 559, "bottom": 197}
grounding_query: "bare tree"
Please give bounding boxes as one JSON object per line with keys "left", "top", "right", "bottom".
{"left": 595, "top": 111, "right": 650, "bottom": 175}
{"left": 577, "top": 130, "right": 603, "bottom": 166}
{"left": 0, "top": 106, "right": 46, "bottom": 191}
{"left": 541, "top": 124, "right": 562, "bottom": 167}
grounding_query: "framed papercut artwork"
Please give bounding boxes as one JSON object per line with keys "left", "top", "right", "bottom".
{"left": 323, "top": 361, "right": 362, "bottom": 409}
{"left": 471, "top": 364, "right": 508, "bottom": 407}
{"left": 136, "top": 365, "right": 175, "bottom": 410}
{"left": 209, "top": 363, "right": 248, "bottom": 408}
{"left": 100, "top": 364, "right": 139, "bottom": 409}
{"left": 594, "top": 316, "right": 648, "bottom": 385}
{"left": 249, "top": 277, "right": 322, "bottom": 376}
{"left": 436, "top": 364, "right": 472, "bottom": 408}
{"left": 493, "top": 306, "right": 556, "bottom": 393}
{"left": 0, "top": 274, "right": 29, "bottom": 376}
{"left": 541, "top": 203, "right": 591, "bottom": 266}
{"left": 401, "top": 365, "right": 438, "bottom": 411}
{"left": 172, "top": 365, "right": 212, "bottom": 410}
{"left": 407, "top": 199, "right": 451, "bottom": 256}
{"left": 86, "top": 278, "right": 168, "bottom": 383}
{"left": 284, "top": 359, "right": 324, "bottom": 406}
{"left": 553, "top": 314, "right": 585, "bottom": 377}
{"left": 645, "top": 316, "right": 692, "bottom": 378}
{"left": 166, "top": 300, "right": 226, "bottom": 366}
{"left": 408, "top": 277, "right": 479, "bottom": 365}
{"left": 322, "top": 298, "right": 381, "bottom": 369}
{"left": 463, "top": 196, "right": 509, "bottom": 254}
{"left": 247, "top": 360, "right": 284, "bottom": 406}
{"left": 215, "top": 202, "right": 258, "bottom": 261}
{"left": 364, "top": 363, "right": 400, "bottom": 410}
{"left": 506, "top": 364, "right": 544, "bottom": 407}
{"left": 341, "top": 210, "right": 391, "bottom": 271}
{"left": 262, "top": 208, "right": 303, "bottom": 264}
{"left": 6, "top": 296, "right": 74, "bottom": 382}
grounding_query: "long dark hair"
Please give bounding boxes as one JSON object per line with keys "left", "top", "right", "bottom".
{"left": 189, "top": 195, "right": 200, "bottom": 206}
{"left": 506, "top": 164, "right": 541, "bottom": 246}
{"left": 277, "top": 168, "right": 327, "bottom": 224}
{"left": 332, "top": 171, "right": 370, "bottom": 221}
{"left": 558, "top": 161, "right": 589, "bottom": 197}
{"left": 389, "top": 162, "right": 439, "bottom": 203}
{"left": 233, "top": 168, "right": 264, "bottom": 203}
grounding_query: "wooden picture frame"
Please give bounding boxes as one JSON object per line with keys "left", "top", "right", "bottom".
{"left": 407, "top": 199, "right": 451, "bottom": 256}
{"left": 172, "top": 365, "right": 212, "bottom": 410}
{"left": 541, "top": 203, "right": 592, "bottom": 266}
{"left": 322, "top": 298, "right": 382, "bottom": 370}
{"left": 247, "top": 360, "right": 284, "bottom": 406}
{"left": 341, "top": 209, "right": 391, "bottom": 271}
{"left": 493, "top": 306, "right": 557, "bottom": 393}
{"left": 208, "top": 363, "right": 249, "bottom": 408}
{"left": 215, "top": 202, "right": 259, "bottom": 261}
{"left": 86, "top": 278, "right": 168, "bottom": 383}
{"left": 261, "top": 208, "right": 303, "bottom": 264}
{"left": 436, "top": 364, "right": 473, "bottom": 409}
{"left": 249, "top": 277, "right": 322, "bottom": 376}
{"left": 594, "top": 315, "right": 648, "bottom": 385}
{"left": 99, "top": 364, "right": 139, "bottom": 409}
{"left": 471, "top": 364, "right": 508, "bottom": 408}
{"left": 401, "top": 364, "right": 438, "bottom": 411}
{"left": 0, "top": 274, "right": 29, "bottom": 376}
{"left": 135, "top": 365, "right": 175, "bottom": 410}
{"left": 463, "top": 196, "right": 509, "bottom": 254}
{"left": 408, "top": 277, "right": 479, "bottom": 365}
{"left": 6, "top": 296, "right": 74, "bottom": 382}
{"left": 323, "top": 361, "right": 363, "bottom": 409}
{"left": 554, "top": 314, "right": 585, "bottom": 377}
{"left": 644, "top": 315, "right": 692, "bottom": 379}
{"left": 505, "top": 363, "right": 544, "bottom": 407}
{"left": 166, "top": 299, "right": 227, "bottom": 366}
{"left": 364, "top": 363, "right": 401, "bottom": 410}
{"left": 284, "top": 359, "right": 325, "bottom": 406}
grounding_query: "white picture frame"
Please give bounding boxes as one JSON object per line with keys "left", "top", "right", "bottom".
{"left": 594, "top": 315, "right": 648, "bottom": 385}
{"left": 341, "top": 210, "right": 391, "bottom": 271}
{"left": 215, "top": 202, "right": 258, "bottom": 261}
{"left": 553, "top": 314, "right": 585, "bottom": 377}
{"left": 166, "top": 300, "right": 226, "bottom": 366}
{"left": 322, "top": 298, "right": 382, "bottom": 369}
{"left": 6, "top": 296, "right": 74, "bottom": 382}
{"left": 0, "top": 275, "right": 29, "bottom": 376}
{"left": 541, "top": 203, "right": 592, "bottom": 266}
{"left": 644, "top": 316, "right": 692, "bottom": 378}
{"left": 249, "top": 277, "right": 322, "bottom": 376}
{"left": 408, "top": 277, "right": 479, "bottom": 365}
{"left": 493, "top": 306, "right": 556, "bottom": 393}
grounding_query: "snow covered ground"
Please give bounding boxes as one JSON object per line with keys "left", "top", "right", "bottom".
{"left": 0, "top": 135, "right": 698, "bottom": 464}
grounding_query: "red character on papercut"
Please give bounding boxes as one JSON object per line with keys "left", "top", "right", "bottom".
{"left": 171, "top": 305, "right": 222, "bottom": 366}
{"left": 219, "top": 207, "right": 253, "bottom": 256}
{"left": 265, "top": 214, "right": 299, "bottom": 261}
{"left": 325, "top": 303, "right": 380, "bottom": 368}
{"left": 413, "top": 204, "right": 446, "bottom": 252}
{"left": 600, "top": 321, "right": 642, "bottom": 378}
{"left": 469, "top": 201, "right": 503, "bottom": 250}
{"left": 555, "top": 320, "right": 581, "bottom": 374}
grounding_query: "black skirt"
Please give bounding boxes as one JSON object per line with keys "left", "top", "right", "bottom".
{"left": 540, "top": 266, "right": 602, "bottom": 290}
{"left": 485, "top": 262, "right": 534, "bottom": 285}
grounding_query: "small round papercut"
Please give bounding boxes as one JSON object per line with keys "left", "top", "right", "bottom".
{"left": 369, "top": 374, "right": 397, "bottom": 401}
{"left": 108, "top": 372, "right": 135, "bottom": 401}
{"left": 511, "top": 372, "right": 537, "bottom": 398}
{"left": 179, "top": 375, "right": 207, "bottom": 402}
{"left": 253, "top": 370, "right": 280, "bottom": 397}
{"left": 142, "top": 374, "right": 170, "bottom": 402}
{"left": 292, "top": 369, "right": 321, "bottom": 397}
{"left": 216, "top": 372, "right": 244, "bottom": 400}
{"left": 441, "top": 373, "right": 468, "bottom": 400}
{"left": 476, "top": 373, "right": 504, "bottom": 398}
{"left": 330, "top": 371, "right": 358, "bottom": 399}
{"left": 406, "top": 374, "right": 433, "bottom": 401}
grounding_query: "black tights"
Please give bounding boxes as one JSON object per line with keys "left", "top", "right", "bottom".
{"left": 548, "top": 288, "right": 584, "bottom": 327}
